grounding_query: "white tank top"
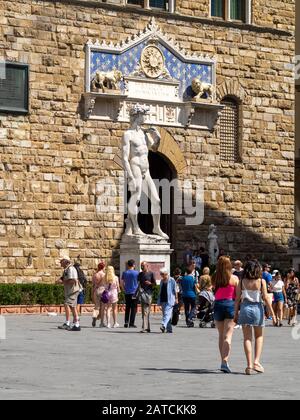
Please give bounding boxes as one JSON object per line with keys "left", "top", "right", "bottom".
{"left": 241, "top": 280, "right": 263, "bottom": 303}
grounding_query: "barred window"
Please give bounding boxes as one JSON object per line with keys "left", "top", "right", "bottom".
{"left": 220, "top": 97, "right": 241, "bottom": 162}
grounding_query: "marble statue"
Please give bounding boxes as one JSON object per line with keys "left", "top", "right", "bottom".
{"left": 191, "top": 78, "right": 214, "bottom": 101}
{"left": 288, "top": 235, "right": 300, "bottom": 249}
{"left": 122, "top": 103, "right": 169, "bottom": 239}
{"left": 91, "top": 69, "right": 123, "bottom": 93}
{"left": 208, "top": 224, "right": 219, "bottom": 265}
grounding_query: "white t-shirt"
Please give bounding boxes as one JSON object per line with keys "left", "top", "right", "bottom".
{"left": 271, "top": 279, "right": 284, "bottom": 293}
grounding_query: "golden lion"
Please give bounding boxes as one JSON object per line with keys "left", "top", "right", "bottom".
{"left": 191, "top": 78, "right": 214, "bottom": 101}
{"left": 91, "top": 69, "right": 123, "bottom": 93}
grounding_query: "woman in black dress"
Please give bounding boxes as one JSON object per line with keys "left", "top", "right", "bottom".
{"left": 285, "top": 269, "right": 299, "bottom": 327}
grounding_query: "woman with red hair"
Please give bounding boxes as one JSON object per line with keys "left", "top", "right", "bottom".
{"left": 91, "top": 261, "right": 106, "bottom": 328}
{"left": 212, "top": 256, "right": 239, "bottom": 374}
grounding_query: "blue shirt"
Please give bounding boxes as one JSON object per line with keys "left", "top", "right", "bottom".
{"left": 121, "top": 270, "right": 139, "bottom": 294}
{"left": 262, "top": 271, "right": 272, "bottom": 285}
{"left": 181, "top": 275, "right": 197, "bottom": 299}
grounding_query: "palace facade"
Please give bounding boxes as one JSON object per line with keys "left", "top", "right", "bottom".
{"left": 0, "top": 0, "right": 295, "bottom": 282}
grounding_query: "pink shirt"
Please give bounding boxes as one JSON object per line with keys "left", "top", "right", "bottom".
{"left": 215, "top": 285, "right": 236, "bottom": 301}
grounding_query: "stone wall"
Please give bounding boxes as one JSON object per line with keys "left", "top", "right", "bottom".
{"left": 0, "top": 0, "right": 295, "bottom": 282}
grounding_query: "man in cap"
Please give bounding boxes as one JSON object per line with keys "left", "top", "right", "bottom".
{"left": 56, "top": 257, "right": 81, "bottom": 331}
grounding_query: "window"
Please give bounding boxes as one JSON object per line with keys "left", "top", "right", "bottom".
{"left": 127, "top": 0, "right": 144, "bottom": 5}
{"left": 230, "top": 0, "right": 245, "bottom": 21}
{"left": 211, "top": 0, "right": 224, "bottom": 18}
{"left": 220, "top": 97, "right": 241, "bottom": 162}
{"left": 210, "top": 0, "right": 250, "bottom": 23}
{"left": 127, "top": 0, "right": 170, "bottom": 10}
{"left": 150, "top": 0, "right": 167, "bottom": 8}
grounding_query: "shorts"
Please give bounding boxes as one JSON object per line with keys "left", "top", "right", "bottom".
{"left": 213, "top": 299, "right": 235, "bottom": 322}
{"left": 77, "top": 291, "right": 85, "bottom": 305}
{"left": 65, "top": 291, "right": 79, "bottom": 307}
{"left": 238, "top": 301, "right": 265, "bottom": 327}
{"left": 273, "top": 292, "right": 284, "bottom": 303}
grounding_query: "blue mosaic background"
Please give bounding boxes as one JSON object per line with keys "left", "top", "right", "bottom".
{"left": 90, "top": 41, "right": 213, "bottom": 99}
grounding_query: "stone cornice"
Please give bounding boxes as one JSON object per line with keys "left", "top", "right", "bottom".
{"left": 47, "top": 0, "right": 293, "bottom": 38}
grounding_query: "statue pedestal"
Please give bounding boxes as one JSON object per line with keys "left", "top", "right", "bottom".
{"left": 287, "top": 248, "right": 300, "bottom": 272}
{"left": 120, "top": 234, "right": 173, "bottom": 281}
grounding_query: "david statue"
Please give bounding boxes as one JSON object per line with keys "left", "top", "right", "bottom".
{"left": 122, "top": 104, "right": 168, "bottom": 240}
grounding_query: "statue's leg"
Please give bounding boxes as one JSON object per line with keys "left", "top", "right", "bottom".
{"left": 144, "top": 172, "right": 169, "bottom": 240}
{"left": 128, "top": 165, "right": 146, "bottom": 236}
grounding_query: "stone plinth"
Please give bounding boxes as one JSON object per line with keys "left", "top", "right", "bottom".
{"left": 287, "top": 248, "right": 300, "bottom": 272}
{"left": 120, "top": 234, "right": 173, "bottom": 281}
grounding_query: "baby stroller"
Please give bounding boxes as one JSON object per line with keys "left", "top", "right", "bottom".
{"left": 197, "top": 290, "right": 215, "bottom": 328}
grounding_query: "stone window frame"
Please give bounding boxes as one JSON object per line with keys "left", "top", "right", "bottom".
{"left": 210, "top": 0, "right": 252, "bottom": 24}
{"left": 124, "top": 0, "right": 175, "bottom": 13}
{"left": 219, "top": 94, "right": 243, "bottom": 163}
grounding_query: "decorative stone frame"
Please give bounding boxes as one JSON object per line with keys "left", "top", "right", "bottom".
{"left": 84, "top": 18, "right": 223, "bottom": 130}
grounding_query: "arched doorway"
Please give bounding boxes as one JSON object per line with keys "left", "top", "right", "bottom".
{"left": 125, "top": 151, "right": 176, "bottom": 247}
{"left": 138, "top": 151, "right": 176, "bottom": 243}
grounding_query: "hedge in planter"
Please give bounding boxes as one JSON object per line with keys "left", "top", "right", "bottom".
{"left": 0, "top": 283, "right": 159, "bottom": 306}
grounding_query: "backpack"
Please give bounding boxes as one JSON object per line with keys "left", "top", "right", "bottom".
{"left": 74, "top": 264, "right": 87, "bottom": 290}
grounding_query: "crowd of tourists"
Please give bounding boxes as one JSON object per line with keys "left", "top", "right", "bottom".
{"left": 56, "top": 250, "right": 299, "bottom": 375}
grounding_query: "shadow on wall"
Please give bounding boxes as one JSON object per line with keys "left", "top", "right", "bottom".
{"left": 109, "top": 195, "right": 292, "bottom": 274}
{"left": 174, "top": 198, "right": 291, "bottom": 269}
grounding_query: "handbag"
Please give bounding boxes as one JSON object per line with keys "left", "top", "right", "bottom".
{"left": 135, "top": 285, "right": 152, "bottom": 305}
{"left": 101, "top": 284, "right": 111, "bottom": 304}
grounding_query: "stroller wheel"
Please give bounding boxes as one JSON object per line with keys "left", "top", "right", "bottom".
{"left": 199, "top": 321, "right": 206, "bottom": 328}
{"left": 211, "top": 322, "right": 216, "bottom": 329}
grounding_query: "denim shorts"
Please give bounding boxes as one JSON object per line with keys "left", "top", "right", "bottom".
{"left": 213, "top": 299, "right": 235, "bottom": 322}
{"left": 77, "top": 291, "right": 85, "bottom": 305}
{"left": 273, "top": 292, "right": 284, "bottom": 303}
{"left": 238, "top": 301, "right": 265, "bottom": 327}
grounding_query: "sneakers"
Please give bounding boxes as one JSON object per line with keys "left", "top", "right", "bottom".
{"left": 113, "top": 323, "right": 120, "bottom": 328}
{"left": 220, "top": 362, "right": 232, "bottom": 374}
{"left": 129, "top": 325, "right": 137, "bottom": 328}
{"left": 58, "top": 323, "right": 70, "bottom": 330}
{"left": 160, "top": 325, "right": 166, "bottom": 333}
{"left": 124, "top": 323, "right": 129, "bottom": 328}
{"left": 107, "top": 323, "right": 111, "bottom": 329}
{"left": 99, "top": 322, "right": 106, "bottom": 328}
{"left": 92, "top": 318, "right": 97, "bottom": 328}
{"left": 70, "top": 325, "right": 81, "bottom": 332}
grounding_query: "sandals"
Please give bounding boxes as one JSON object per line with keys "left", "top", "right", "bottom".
{"left": 245, "top": 364, "right": 265, "bottom": 375}
{"left": 253, "top": 363, "right": 265, "bottom": 374}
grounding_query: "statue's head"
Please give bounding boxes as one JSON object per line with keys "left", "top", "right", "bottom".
{"left": 129, "top": 103, "right": 150, "bottom": 124}
{"left": 114, "top": 69, "right": 123, "bottom": 81}
{"left": 191, "top": 78, "right": 202, "bottom": 94}
{"left": 209, "top": 224, "right": 216, "bottom": 234}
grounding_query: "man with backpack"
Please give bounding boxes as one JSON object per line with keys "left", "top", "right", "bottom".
{"left": 74, "top": 261, "right": 88, "bottom": 317}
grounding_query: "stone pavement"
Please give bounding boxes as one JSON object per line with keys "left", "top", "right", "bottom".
{"left": 0, "top": 314, "right": 299, "bottom": 400}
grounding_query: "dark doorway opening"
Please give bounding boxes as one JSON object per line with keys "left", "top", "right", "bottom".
{"left": 126, "top": 151, "right": 176, "bottom": 245}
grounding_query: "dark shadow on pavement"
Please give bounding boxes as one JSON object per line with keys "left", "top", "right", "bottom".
{"left": 142, "top": 367, "right": 245, "bottom": 376}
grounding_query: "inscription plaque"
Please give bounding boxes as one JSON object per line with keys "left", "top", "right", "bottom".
{"left": 0, "top": 62, "right": 29, "bottom": 114}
